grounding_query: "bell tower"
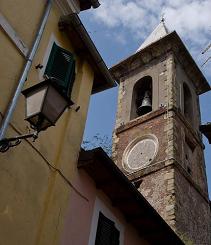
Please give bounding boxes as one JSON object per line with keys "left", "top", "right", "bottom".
{"left": 111, "top": 21, "right": 211, "bottom": 244}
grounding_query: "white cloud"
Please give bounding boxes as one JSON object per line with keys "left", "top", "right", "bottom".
{"left": 92, "top": 0, "right": 211, "bottom": 50}
{"left": 164, "top": 1, "right": 211, "bottom": 44}
{"left": 93, "top": 0, "right": 146, "bottom": 31}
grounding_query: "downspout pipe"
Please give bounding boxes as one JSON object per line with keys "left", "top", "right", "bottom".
{"left": 0, "top": 0, "right": 52, "bottom": 140}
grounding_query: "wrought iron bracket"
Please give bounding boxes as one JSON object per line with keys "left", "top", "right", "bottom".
{"left": 0, "top": 131, "right": 38, "bottom": 153}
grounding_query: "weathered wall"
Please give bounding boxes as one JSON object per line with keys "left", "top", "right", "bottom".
{"left": 112, "top": 48, "right": 211, "bottom": 244}
{"left": 113, "top": 111, "right": 167, "bottom": 173}
{"left": 138, "top": 166, "right": 175, "bottom": 225}
{"left": 112, "top": 52, "right": 177, "bottom": 232}
{"left": 175, "top": 168, "right": 210, "bottom": 245}
{"left": 175, "top": 59, "right": 201, "bottom": 130}
{"left": 0, "top": 2, "right": 94, "bottom": 245}
{"left": 61, "top": 169, "right": 150, "bottom": 245}
{"left": 114, "top": 53, "right": 173, "bottom": 128}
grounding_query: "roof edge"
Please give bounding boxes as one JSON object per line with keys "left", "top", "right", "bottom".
{"left": 78, "top": 147, "right": 184, "bottom": 244}
{"left": 137, "top": 20, "right": 169, "bottom": 52}
{"left": 80, "top": 0, "right": 100, "bottom": 11}
{"left": 110, "top": 31, "right": 210, "bottom": 95}
{"left": 59, "top": 14, "right": 116, "bottom": 94}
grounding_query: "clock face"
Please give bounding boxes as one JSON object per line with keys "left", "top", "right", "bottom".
{"left": 123, "top": 135, "right": 158, "bottom": 172}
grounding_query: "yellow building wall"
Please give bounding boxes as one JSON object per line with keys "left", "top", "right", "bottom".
{"left": 0, "top": 1, "right": 94, "bottom": 244}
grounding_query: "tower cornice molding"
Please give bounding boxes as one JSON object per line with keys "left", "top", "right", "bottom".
{"left": 115, "top": 106, "right": 204, "bottom": 150}
{"left": 110, "top": 32, "right": 210, "bottom": 95}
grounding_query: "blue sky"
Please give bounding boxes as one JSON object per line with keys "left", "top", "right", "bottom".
{"left": 80, "top": 0, "right": 211, "bottom": 197}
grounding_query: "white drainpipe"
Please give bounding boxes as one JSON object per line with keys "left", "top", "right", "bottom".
{"left": 0, "top": 0, "right": 52, "bottom": 140}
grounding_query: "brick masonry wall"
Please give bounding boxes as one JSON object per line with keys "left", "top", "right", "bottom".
{"left": 113, "top": 111, "right": 168, "bottom": 174}
{"left": 175, "top": 167, "right": 211, "bottom": 245}
{"left": 138, "top": 166, "right": 176, "bottom": 228}
{"left": 112, "top": 49, "right": 211, "bottom": 244}
{"left": 173, "top": 112, "right": 208, "bottom": 193}
{"left": 112, "top": 109, "right": 177, "bottom": 228}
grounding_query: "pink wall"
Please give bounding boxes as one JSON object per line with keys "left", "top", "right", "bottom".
{"left": 61, "top": 169, "right": 149, "bottom": 245}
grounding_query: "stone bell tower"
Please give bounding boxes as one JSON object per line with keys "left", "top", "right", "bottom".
{"left": 110, "top": 21, "right": 211, "bottom": 245}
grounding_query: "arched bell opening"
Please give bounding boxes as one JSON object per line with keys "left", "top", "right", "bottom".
{"left": 183, "top": 83, "right": 193, "bottom": 124}
{"left": 130, "top": 76, "right": 153, "bottom": 120}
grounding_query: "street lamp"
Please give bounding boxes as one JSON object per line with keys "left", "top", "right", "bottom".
{"left": 22, "top": 79, "right": 73, "bottom": 131}
{"left": 0, "top": 78, "right": 73, "bottom": 152}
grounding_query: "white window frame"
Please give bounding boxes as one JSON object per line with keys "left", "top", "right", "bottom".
{"left": 88, "top": 197, "right": 124, "bottom": 245}
{"left": 39, "top": 34, "right": 60, "bottom": 81}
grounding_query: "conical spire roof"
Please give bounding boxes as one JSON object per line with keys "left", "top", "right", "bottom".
{"left": 137, "top": 20, "right": 169, "bottom": 52}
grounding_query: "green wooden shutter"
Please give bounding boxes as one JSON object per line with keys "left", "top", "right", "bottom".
{"left": 44, "top": 42, "right": 75, "bottom": 98}
{"left": 95, "top": 212, "right": 120, "bottom": 245}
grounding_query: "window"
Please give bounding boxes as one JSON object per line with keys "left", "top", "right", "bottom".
{"left": 44, "top": 42, "right": 75, "bottom": 98}
{"left": 95, "top": 212, "right": 120, "bottom": 245}
{"left": 131, "top": 76, "right": 152, "bottom": 120}
{"left": 88, "top": 198, "right": 124, "bottom": 245}
{"left": 183, "top": 83, "right": 193, "bottom": 123}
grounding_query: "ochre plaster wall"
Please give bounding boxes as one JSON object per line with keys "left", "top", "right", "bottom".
{"left": 0, "top": 2, "right": 94, "bottom": 245}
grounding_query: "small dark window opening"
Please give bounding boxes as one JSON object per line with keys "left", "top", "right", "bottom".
{"left": 44, "top": 42, "right": 76, "bottom": 98}
{"left": 187, "top": 166, "right": 192, "bottom": 175}
{"left": 131, "top": 76, "right": 153, "bottom": 120}
{"left": 185, "top": 135, "right": 196, "bottom": 152}
{"left": 183, "top": 83, "right": 193, "bottom": 123}
{"left": 95, "top": 212, "right": 120, "bottom": 245}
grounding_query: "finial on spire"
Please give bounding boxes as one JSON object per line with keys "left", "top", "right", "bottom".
{"left": 160, "top": 13, "right": 165, "bottom": 23}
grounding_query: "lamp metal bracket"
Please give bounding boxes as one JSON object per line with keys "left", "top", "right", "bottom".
{"left": 0, "top": 131, "right": 38, "bottom": 153}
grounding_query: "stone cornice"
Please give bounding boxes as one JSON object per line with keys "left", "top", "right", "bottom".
{"left": 115, "top": 106, "right": 204, "bottom": 149}
{"left": 110, "top": 32, "right": 210, "bottom": 95}
{"left": 115, "top": 107, "right": 166, "bottom": 134}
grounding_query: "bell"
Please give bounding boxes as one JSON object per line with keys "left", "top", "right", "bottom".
{"left": 137, "top": 90, "right": 152, "bottom": 116}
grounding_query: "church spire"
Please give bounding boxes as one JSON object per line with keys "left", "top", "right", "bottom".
{"left": 137, "top": 19, "right": 169, "bottom": 52}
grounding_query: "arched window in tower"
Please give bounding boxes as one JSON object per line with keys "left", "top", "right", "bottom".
{"left": 131, "top": 76, "right": 152, "bottom": 120}
{"left": 183, "top": 83, "right": 193, "bottom": 123}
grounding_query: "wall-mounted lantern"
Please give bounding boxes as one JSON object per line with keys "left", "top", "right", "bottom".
{"left": 0, "top": 78, "right": 73, "bottom": 152}
{"left": 22, "top": 79, "right": 73, "bottom": 131}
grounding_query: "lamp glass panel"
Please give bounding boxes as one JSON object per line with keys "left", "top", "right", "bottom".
{"left": 37, "top": 118, "right": 52, "bottom": 131}
{"left": 27, "top": 115, "right": 52, "bottom": 131}
{"left": 42, "top": 85, "right": 68, "bottom": 124}
{"left": 27, "top": 114, "right": 39, "bottom": 127}
{"left": 26, "top": 86, "right": 47, "bottom": 118}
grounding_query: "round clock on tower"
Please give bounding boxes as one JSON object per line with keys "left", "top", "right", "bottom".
{"left": 122, "top": 134, "right": 158, "bottom": 171}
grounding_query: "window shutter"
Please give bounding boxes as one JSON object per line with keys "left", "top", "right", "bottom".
{"left": 111, "top": 227, "right": 120, "bottom": 245}
{"left": 95, "top": 212, "right": 120, "bottom": 245}
{"left": 44, "top": 42, "right": 75, "bottom": 98}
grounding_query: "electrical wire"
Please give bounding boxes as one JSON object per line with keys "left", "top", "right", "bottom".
{"left": 0, "top": 111, "right": 89, "bottom": 202}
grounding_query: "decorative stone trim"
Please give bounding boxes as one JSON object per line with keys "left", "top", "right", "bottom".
{"left": 115, "top": 107, "right": 166, "bottom": 134}
{"left": 127, "top": 159, "right": 171, "bottom": 180}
